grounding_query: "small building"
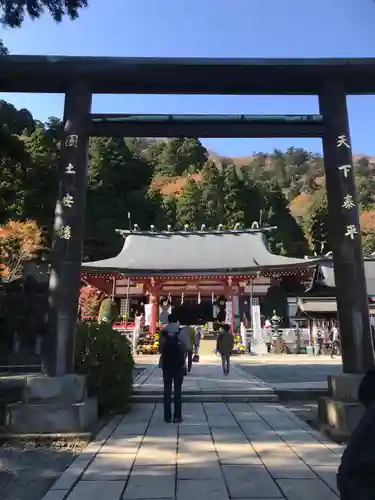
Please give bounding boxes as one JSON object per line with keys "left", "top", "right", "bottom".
{"left": 296, "top": 257, "right": 375, "bottom": 343}
{"left": 81, "top": 227, "right": 321, "bottom": 334}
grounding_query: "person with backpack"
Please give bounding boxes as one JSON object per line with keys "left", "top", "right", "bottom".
{"left": 216, "top": 323, "right": 234, "bottom": 376}
{"left": 159, "top": 314, "right": 187, "bottom": 423}
{"left": 337, "top": 369, "right": 375, "bottom": 499}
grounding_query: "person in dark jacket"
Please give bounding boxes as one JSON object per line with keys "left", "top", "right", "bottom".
{"left": 216, "top": 323, "right": 234, "bottom": 375}
{"left": 159, "top": 314, "right": 186, "bottom": 423}
{"left": 337, "top": 369, "right": 375, "bottom": 500}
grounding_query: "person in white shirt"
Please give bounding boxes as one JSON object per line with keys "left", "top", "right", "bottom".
{"left": 330, "top": 323, "right": 340, "bottom": 358}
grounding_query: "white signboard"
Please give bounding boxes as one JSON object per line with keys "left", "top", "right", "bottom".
{"left": 144, "top": 303, "right": 152, "bottom": 326}
{"left": 252, "top": 303, "right": 262, "bottom": 342}
{"left": 225, "top": 301, "right": 233, "bottom": 325}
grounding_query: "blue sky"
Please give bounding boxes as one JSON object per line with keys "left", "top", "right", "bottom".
{"left": 1, "top": 0, "right": 375, "bottom": 156}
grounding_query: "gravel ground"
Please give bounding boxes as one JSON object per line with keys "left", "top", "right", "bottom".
{"left": 0, "top": 367, "right": 147, "bottom": 500}
{"left": 0, "top": 440, "right": 85, "bottom": 500}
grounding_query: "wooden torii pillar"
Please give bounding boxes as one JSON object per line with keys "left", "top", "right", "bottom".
{"left": 45, "top": 82, "right": 91, "bottom": 377}
{"left": 318, "top": 79, "right": 375, "bottom": 435}
{"left": 319, "top": 80, "right": 374, "bottom": 374}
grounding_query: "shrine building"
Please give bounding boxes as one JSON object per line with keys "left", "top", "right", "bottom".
{"left": 81, "top": 225, "right": 321, "bottom": 333}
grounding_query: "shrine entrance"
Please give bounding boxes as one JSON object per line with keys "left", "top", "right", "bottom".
{"left": 1, "top": 56, "right": 374, "bottom": 377}
{"left": 172, "top": 297, "right": 212, "bottom": 325}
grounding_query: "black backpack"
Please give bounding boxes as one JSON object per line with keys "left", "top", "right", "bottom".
{"left": 162, "top": 330, "right": 185, "bottom": 370}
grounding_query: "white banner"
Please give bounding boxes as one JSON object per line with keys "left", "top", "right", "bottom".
{"left": 225, "top": 301, "right": 233, "bottom": 325}
{"left": 252, "top": 304, "right": 262, "bottom": 342}
{"left": 240, "top": 322, "right": 247, "bottom": 346}
{"left": 144, "top": 303, "right": 152, "bottom": 326}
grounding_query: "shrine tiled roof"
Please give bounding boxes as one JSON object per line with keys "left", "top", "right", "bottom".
{"left": 81, "top": 230, "right": 322, "bottom": 277}
{"left": 320, "top": 258, "right": 375, "bottom": 296}
{"left": 297, "top": 296, "right": 375, "bottom": 316}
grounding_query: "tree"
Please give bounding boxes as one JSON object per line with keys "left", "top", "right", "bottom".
{"left": 6, "top": 98, "right": 375, "bottom": 268}
{"left": 360, "top": 211, "right": 375, "bottom": 256}
{"left": 85, "top": 137, "right": 155, "bottom": 259}
{"left": 0, "top": 0, "right": 88, "bottom": 27}
{"left": 306, "top": 190, "right": 330, "bottom": 254}
{"left": 0, "top": 220, "right": 43, "bottom": 282}
{"left": 0, "top": 39, "right": 7, "bottom": 54}
{"left": 160, "top": 195, "right": 177, "bottom": 228}
{"left": 22, "top": 123, "right": 60, "bottom": 232}
{"left": 152, "top": 138, "right": 207, "bottom": 177}
{"left": 79, "top": 285, "right": 104, "bottom": 320}
{"left": 0, "top": 0, "right": 88, "bottom": 54}
{"left": 221, "top": 163, "right": 246, "bottom": 227}
{"left": 357, "top": 177, "right": 375, "bottom": 209}
{"left": 263, "top": 183, "right": 309, "bottom": 256}
{"left": 200, "top": 160, "right": 225, "bottom": 228}
{"left": 269, "top": 149, "right": 287, "bottom": 186}
{"left": 175, "top": 179, "right": 204, "bottom": 228}
{"left": 0, "top": 101, "right": 39, "bottom": 223}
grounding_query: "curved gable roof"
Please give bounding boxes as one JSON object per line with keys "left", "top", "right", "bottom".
{"left": 82, "top": 231, "right": 320, "bottom": 276}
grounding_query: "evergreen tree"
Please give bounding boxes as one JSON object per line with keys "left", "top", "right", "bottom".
{"left": 200, "top": 160, "right": 225, "bottom": 228}
{"left": 307, "top": 190, "right": 330, "bottom": 255}
{"left": 264, "top": 182, "right": 309, "bottom": 256}
{"left": 221, "top": 163, "right": 246, "bottom": 227}
{"left": 22, "top": 124, "right": 60, "bottom": 233}
{"left": 153, "top": 138, "right": 207, "bottom": 177}
{"left": 175, "top": 179, "right": 204, "bottom": 229}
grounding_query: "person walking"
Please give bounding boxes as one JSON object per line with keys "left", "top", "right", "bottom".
{"left": 315, "top": 327, "right": 324, "bottom": 356}
{"left": 159, "top": 314, "right": 187, "bottom": 423}
{"left": 216, "top": 323, "right": 234, "bottom": 376}
{"left": 194, "top": 324, "right": 202, "bottom": 354}
{"left": 330, "top": 323, "right": 340, "bottom": 358}
{"left": 185, "top": 324, "right": 196, "bottom": 372}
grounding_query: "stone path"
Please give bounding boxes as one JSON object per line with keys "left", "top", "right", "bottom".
{"left": 42, "top": 361, "right": 343, "bottom": 500}
{"left": 239, "top": 356, "right": 342, "bottom": 387}
{"left": 42, "top": 401, "right": 342, "bottom": 500}
{"left": 134, "top": 359, "right": 272, "bottom": 394}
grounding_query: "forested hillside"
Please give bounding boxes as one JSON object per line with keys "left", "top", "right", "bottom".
{"left": 1, "top": 99, "right": 375, "bottom": 263}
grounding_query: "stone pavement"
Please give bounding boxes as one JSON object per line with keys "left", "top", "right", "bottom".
{"left": 238, "top": 355, "right": 343, "bottom": 393}
{"left": 42, "top": 360, "right": 343, "bottom": 500}
{"left": 134, "top": 358, "right": 272, "bottom": 395}
{"left": 42, "top": 401, "right": 342, "bottom": 500}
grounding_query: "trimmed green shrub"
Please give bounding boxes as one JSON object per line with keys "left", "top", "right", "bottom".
{"left": 75, "top": 322, "right": 134, "bottom": 415}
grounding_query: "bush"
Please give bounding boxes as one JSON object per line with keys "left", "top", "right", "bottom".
{"left": 75, "top": 322, "right": 134, "bottom": 415}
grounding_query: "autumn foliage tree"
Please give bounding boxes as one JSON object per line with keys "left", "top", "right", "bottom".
{"left": 0, "top": 219, "right": 43, "bottom": 282}
{"left": 360, "top": 210, "right": 375, "bottom": 255}
{"left": 79, "top": 284, "right": 104, "bottom": 320}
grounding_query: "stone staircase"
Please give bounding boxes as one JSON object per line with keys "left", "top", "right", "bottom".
{"left": 131, "top": 390, "right": 278, "bottom": 403}
{"left": 132, "top": 362, "right": 278, "bottom": 404}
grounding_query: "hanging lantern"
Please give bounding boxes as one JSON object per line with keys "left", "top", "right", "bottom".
{"left": 198, "top": 291, "right": 201, "bottom": 304}
{"left": 181, "top": 292, "right": 184, "bottom": 305}
{"left": 217, "top": 295, "right": 226, "bottom": 322}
